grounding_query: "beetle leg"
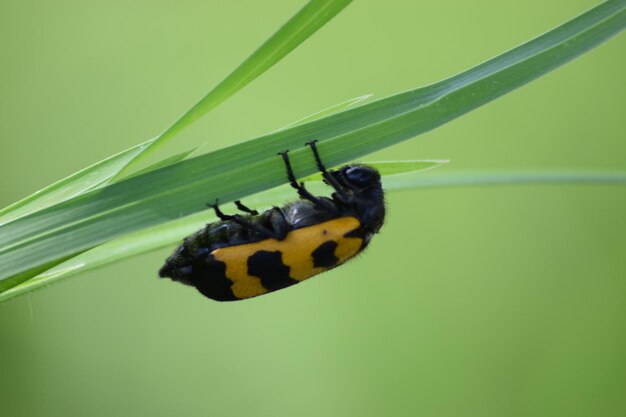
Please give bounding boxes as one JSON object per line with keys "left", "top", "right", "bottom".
{"left": 208, "top": 200, "right": 231, "bottom": 222}
{"left": 234, "top": 200, "right": 259, "bottom": 216}
{"left": 277, "top": 150, "right": 339, "bottom": 213}
{"left": 305, "top": 141, "right": 357, "bottom": 199}
{"left": 208, "top": 200, "right": 280, "bottom": 239}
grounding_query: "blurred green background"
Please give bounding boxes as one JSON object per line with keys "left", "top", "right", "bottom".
{"left": 1, "top": 1, "right": 625, "bottom": 416}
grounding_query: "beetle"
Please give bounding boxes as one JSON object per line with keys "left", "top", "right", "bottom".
{"left": 159, "top": 140, "right": 385, "bottom": 301}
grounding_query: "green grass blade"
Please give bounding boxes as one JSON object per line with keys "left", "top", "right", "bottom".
{"left": 0, "top": 0, "right": 352, "bottom": 222}
{"left": 0, "top": 0, "right": 624, "bottom": 288}
{"left": 117, "top": 0, "right": 353, "bottom": 174}
{"left": 2, "top": 169, "right": 625, "bottom": 302}
{"left": 278, "top": 94, "right": 372, "bottom": 130}
{"left": 0, "top": 161, "right": 444, "bottom": 289}
{"left": 0, "top": 160, "right": 444, "bottom": 295}
{"left": 0, "top": 139, "right": 155, "bottom": 226}
{"left": 0, "top": 160, "right": 444, "bottom": 299}
{"left": 126, "top": 147, "right": 199, "bottom": 179}
{"left": 385, "top": 171, "right": 626, "bottom": 191}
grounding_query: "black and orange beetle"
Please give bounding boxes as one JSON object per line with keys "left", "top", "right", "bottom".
{"left": 159, "top": 141, "right": 385, "bottom": 301}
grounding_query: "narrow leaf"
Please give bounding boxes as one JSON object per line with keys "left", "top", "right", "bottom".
{"left": 0, "top": 139, "right": 154, "bottom": 226}
{"left": 117, "top": 0, "right": 353, "bottom": 173}
{"left": 127, "top": 147, "right": 199, "bottom": 178}
{"left": 385, "top": 171, "right": 626, "bottom": 190}
{"left": 2, "top": 170, "right": 625, "bottom": 302}
{"left": 278, "top": 94, "right": 372, "bottom": 130}
{"left": 1, "top": 0, "right": 353, "bottom": 223}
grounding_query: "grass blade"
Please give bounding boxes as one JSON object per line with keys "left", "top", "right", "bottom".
{"left": 0, "top": 139, "right": 154, "bottom": 226}
{"left": 0, "top": 0, "right": 624, "bottom": 289}
{"left": 126, "top": 147, "right": 199, "bottom": 178}
{"left": 278, "top": 94, "right": 372, "bottom": 130}
{"left": 1, "top": 0, "right": 353, "bottom": 224}
{"left": 117, "top": 0, "right": 353, "bottom": 174}
{"left": 0, "top": 160, "right": 443, "bottom": 297}
{"left": 2, "top": 169, "right": 625, "bottom": 302}
{"left": 385, "top": 171, "right": 626, "bottom": 190}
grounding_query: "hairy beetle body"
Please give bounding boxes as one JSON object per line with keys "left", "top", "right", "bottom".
{"left": 159, "top": 141, "right": 385, "bottom": 301}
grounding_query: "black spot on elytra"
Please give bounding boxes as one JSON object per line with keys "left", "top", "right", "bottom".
{"left": 312, "top": 241, "right": 339, "bottom": 268}
{"left": 248, "top": 251, "right": 297, "bottom": 292}
{"left": 344, "top": 226, "right": 364, "bottom": 239}
{"left": 191, "top": 254, "right": 237, "bottom": 301}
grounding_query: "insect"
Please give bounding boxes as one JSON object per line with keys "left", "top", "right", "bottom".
{"left": 159, "top": 140, "right": 385, "bottom": 301}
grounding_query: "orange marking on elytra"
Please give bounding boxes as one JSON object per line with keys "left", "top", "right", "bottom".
{"left": 212, "top": 217, "right": 363, "bottom": 299}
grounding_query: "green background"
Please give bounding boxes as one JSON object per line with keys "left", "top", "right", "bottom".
{"left": 1, "top": 1, "right": 625, "bottom": 416}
